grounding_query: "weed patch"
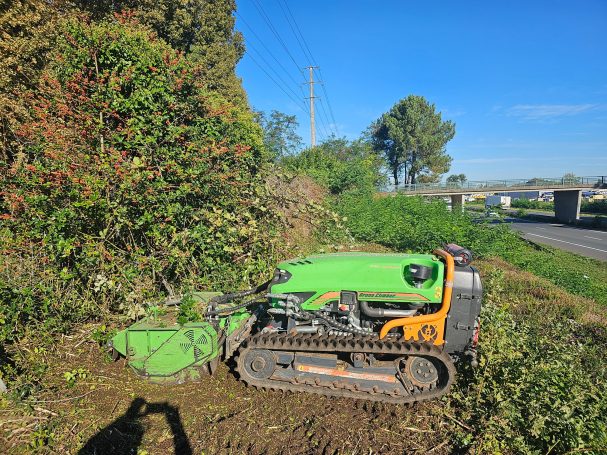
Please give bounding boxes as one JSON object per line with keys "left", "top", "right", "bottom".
{"left": 450, "top": 266, "right": 607, "bottom": 453}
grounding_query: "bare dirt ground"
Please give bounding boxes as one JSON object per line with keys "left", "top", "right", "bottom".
{"left": 1, "top": 327, "right": 459, "bottom": 454}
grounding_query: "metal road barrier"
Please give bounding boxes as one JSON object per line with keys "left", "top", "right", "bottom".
{"left": 391, "top": 176, "right": 606, "bottom": 195}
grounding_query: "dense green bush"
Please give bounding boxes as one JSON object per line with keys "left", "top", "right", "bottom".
{"left": 511, "top": 198, "right": 607, "bottom": 214}
{"left": 282, "top": 138, "right": 385, "bottom": 194}
{"left": 338, "top": 194, "right": 607, "bottom": 304}
{"left": 337, "top": 193, "right": 517, "bottom": 256}
{"left": 0, "top": 18, "right": 280, "bottom": 342}
{"left": 582, "top": 199, "right": 607, "bottom": 214}
{"left": 451, "top": 268, "right": 607, "bottom": 453}
{"left": 511, "top": 198, "right": 554, "bottom": 210}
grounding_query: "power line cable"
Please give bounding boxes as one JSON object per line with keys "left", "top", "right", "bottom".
{"left": 318, "top": 70, "right": 340, "bottom": 136}
{"left": 317, "top": 98, "right": 334, "bottom": 139}
{"left": 277, "top": 0, "right": 313, "bottom": 65}
{"left": 280, "top": 0, "right": 317, "bottom": 65}
{"left": 321, "top": 99, "right": 336, "bottom": 138}
{"left": 275, "top": 2, "right": 341, "bottom": 136}
{"left": 236, "top": 11, "right": 302, "bottom": 88}
{"left": 244, "top": 39, "right": 309, "bottom": 113}
{"left": 249, "top": 0, "right": 306, "bottom": 79}
{"left": 244, "top": 52, "right": 309, "bottom": 114}
{"left": 244, "top": 1, "right": 337, "bottom": 144}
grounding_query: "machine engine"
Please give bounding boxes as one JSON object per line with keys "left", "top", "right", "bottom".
{"left": 264, "top": 250, "right": 481, "bottom": 360}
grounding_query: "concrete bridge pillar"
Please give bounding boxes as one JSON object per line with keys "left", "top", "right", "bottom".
{"left": 554, "top": 190, "right": 581, "bottom": 223}
{"left": 450, "top": 194, "right": 465, "bottom": 212}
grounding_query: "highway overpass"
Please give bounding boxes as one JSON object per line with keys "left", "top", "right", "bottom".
{"left": 392, "top": 176, "right": 606, "bottom": 223}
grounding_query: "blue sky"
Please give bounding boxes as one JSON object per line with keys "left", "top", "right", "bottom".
{"left": 235, "top": 0, "right": 607, "bottom": 180}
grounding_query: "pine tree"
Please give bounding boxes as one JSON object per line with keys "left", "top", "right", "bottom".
{"left": 371, "top": 95, "right": 455, "bottom": 185}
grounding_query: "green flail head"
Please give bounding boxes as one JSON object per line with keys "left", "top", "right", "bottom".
{"left": 110, "top": 320, "right": 219, "bottom": 382}
{"left": 109, "top": 291, "right": 255, "bottom": 383}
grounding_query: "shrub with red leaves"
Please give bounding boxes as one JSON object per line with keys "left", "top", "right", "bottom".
{"left": 0, "top": 18, "right": 279, "bottom": 339}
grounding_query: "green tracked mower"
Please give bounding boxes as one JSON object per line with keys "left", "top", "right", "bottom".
{"left": 110, "top": 244, "right": 482, "bottom": 404}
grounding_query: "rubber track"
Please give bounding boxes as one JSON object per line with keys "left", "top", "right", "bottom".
{"left": 235, "top": 333, "right": 456, "bottom": 405}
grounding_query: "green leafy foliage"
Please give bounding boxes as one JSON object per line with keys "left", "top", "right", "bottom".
{"left": 176, "top": 294, "right": 201, "bottom": 325}
{"left": 510, "top": 198, "right": 607, "bottom": 215}
{"left": 511, "top": 198, "right": 554, "bottom": 210}
{"left": 257, "top": 110, "right": 302, "bottom": 160}
{"left": 0, "top": 18, "right": 280, "bottom": 344}
{"left": 1, "top": 0, "right": 247, "bottom": 162}
{"left": 336, "top": 193, "right": 515, "bottom": 255}
{"left": 30, "top": 426, "right": 55, "bottom": 449}
{"left": 283, "top": 138, "right": 385, "bottom": 195}
{"left": 582, "top": 199, "right": 607, "bottom": 214}
{"left": 446, "top": 173, "right": 467, "bottom": 184}
{"left": 450, "top": 268, "right": 607, "bottom": 453}
{"left": 91, "top": 324, "right": 116, "bottom": 346}
{"left": 0, "top": 0, "right": 70, "bottom": 161}
{"left": 63, "top": 368, "right": 89, "bottom": 388}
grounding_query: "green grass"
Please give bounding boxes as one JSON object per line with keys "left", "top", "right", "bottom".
{"left": 449, "top": 262, "right": 607, "bottom": 453}
{"left": 497, "top": 241, "right": 607, "bottom": 305}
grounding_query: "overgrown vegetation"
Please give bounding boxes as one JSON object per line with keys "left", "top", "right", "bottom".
{"left": 1, "top": 0, "right": 246, "bottom": 161}
{"left": 511, "top": 198, "right": 554, "bottom": 210}
{"left": 0, "top": 17, "right": 281, "bottom": 346}
{"left": 450, "top": 264, "right": 607, "bottom": 453}
{"left": 582, "top": 199, "right": 607, "bottom": 214}
{"left": 511, "top": 197, "right": 607, "bottom": 214}
{"left": 282, "top": 137, "right": 385, "bottom": 194}
{"left": 256, "top": 110, "right": 302, "bottom": 160}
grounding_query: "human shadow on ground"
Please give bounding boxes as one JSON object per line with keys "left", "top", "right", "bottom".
{"left": 78, "top": 397, "right": 193, "bottom": 455}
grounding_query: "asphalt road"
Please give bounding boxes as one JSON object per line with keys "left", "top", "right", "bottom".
{"left": 505, "top": 218, "right": 607, "bottom": 261}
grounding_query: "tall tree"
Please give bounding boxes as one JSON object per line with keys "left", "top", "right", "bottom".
{"left": 370, "top": 95, "right": 455, "bottom": 185}
{"left": 447, "top": 173, "right": 467, "bottom": 184}
{"left": 257, "top": 110, "right": 302, "bottom": 160}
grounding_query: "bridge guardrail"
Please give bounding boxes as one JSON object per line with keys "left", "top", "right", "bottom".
{"left": 392, "top": 176, "right": 606, "bottom": 194}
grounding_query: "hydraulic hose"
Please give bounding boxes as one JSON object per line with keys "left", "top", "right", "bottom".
{"left": 207, "top": 279, "right": 272, "bottom": 314}
{"left": 281, "top": 293, "right": 372, "bottom": 336}
{"left": 315, "top": 312, "right": 375, "bottom": 336}
{"left": 379, "top": 249, "right": 454, "bottom": 340}
{"left": 209, "top": 279, "right": 271, "bottom": 306}
{"left": 207, "top": 297, "right": 265, "bottom": 315}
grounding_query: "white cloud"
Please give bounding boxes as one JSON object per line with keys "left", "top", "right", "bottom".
{"left": 454, "top": 157, "right": 531, "bottom": 164}
{"left": 441, "top": 108, "right": 466, "bottom": 118}
{"left": 506, "top": 104, "right": 599, "bottom": 120}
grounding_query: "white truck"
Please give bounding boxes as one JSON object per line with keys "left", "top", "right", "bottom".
{"left": 485, "top": 195, "right": 511, "bottom": 208}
